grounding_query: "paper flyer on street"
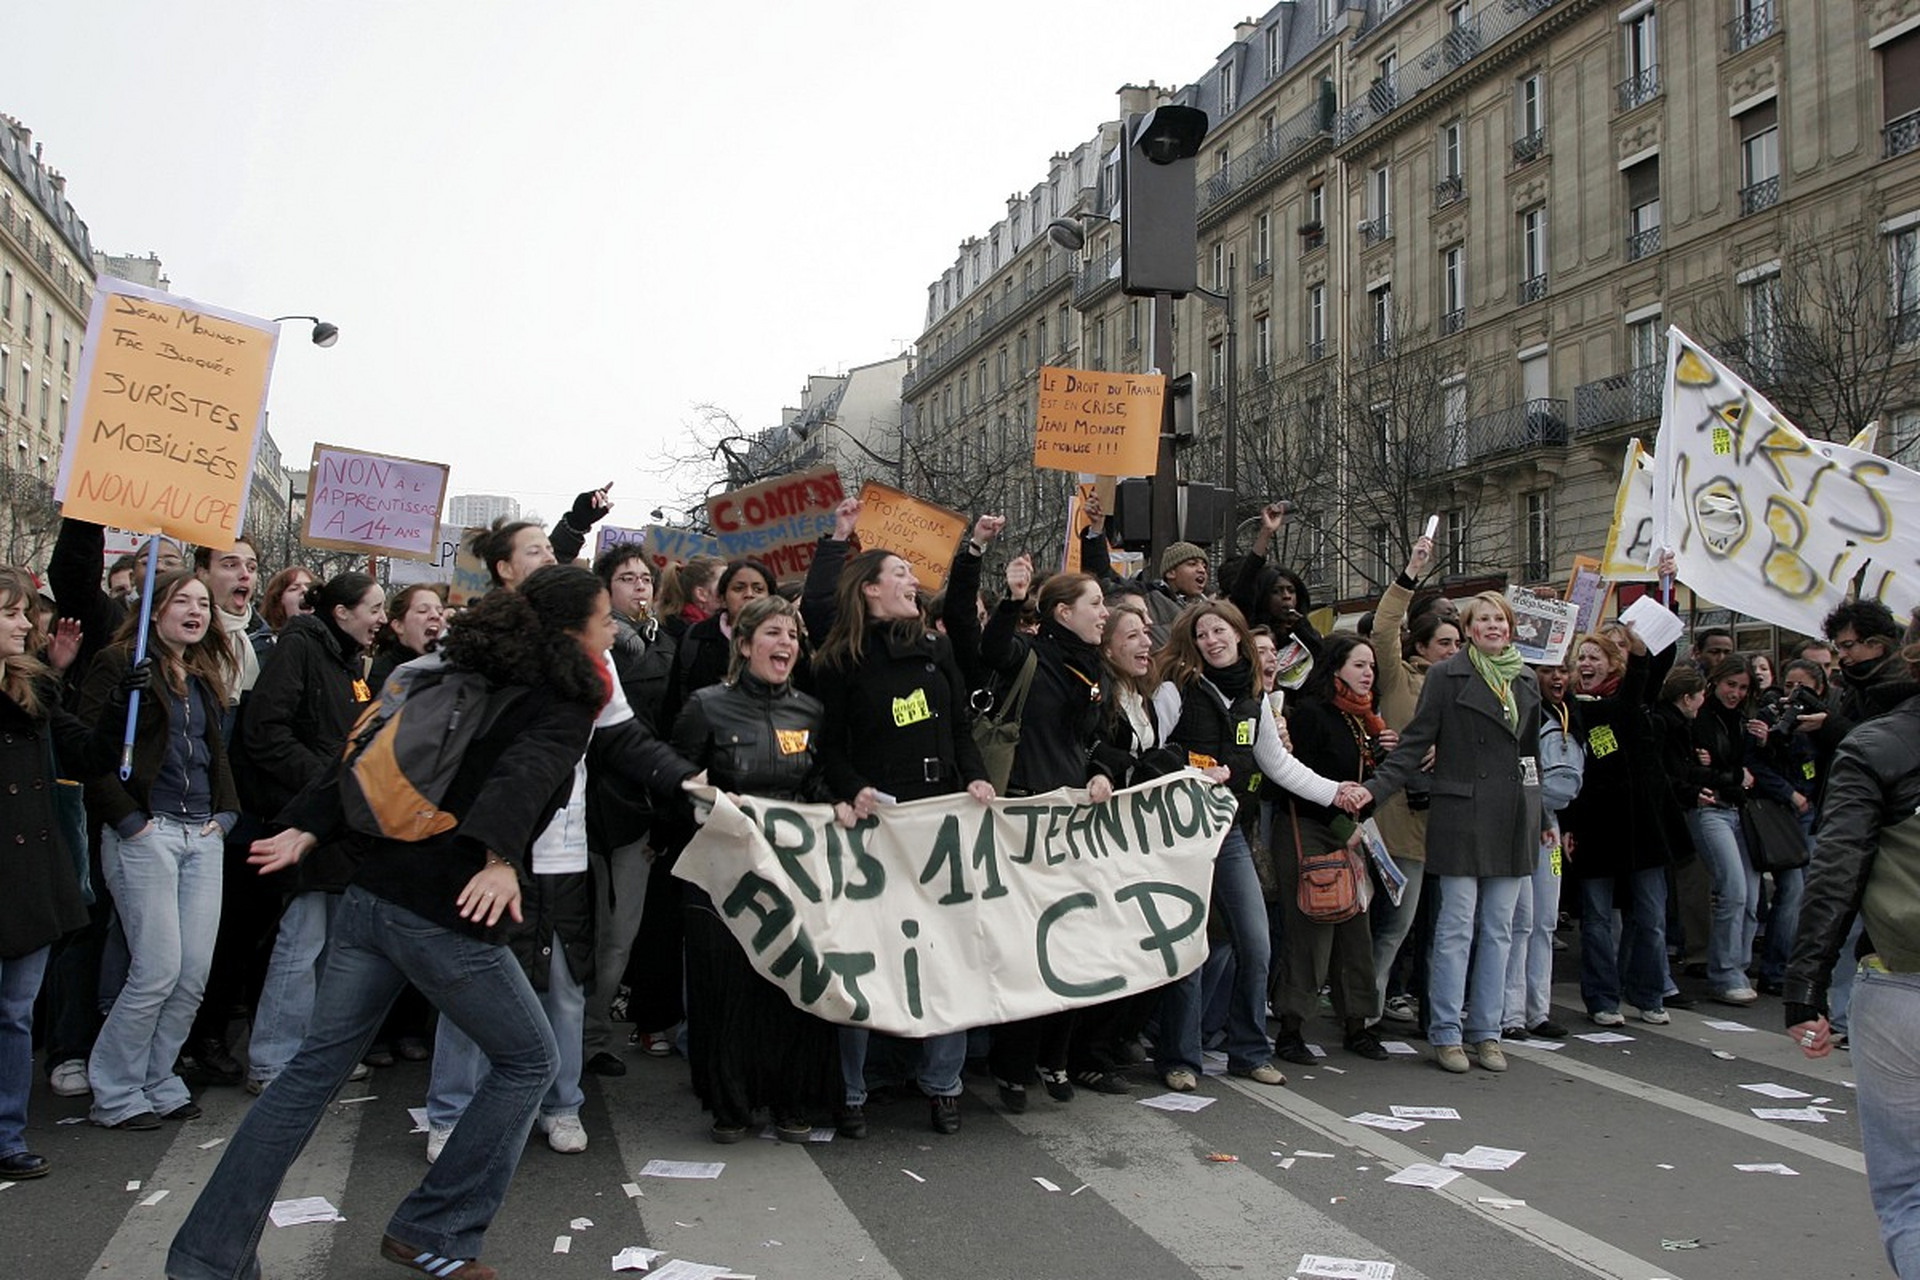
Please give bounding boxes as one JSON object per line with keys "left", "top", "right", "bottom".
{"left": 269, "top": 1196, "right": 343, "bottom": 1227}
{"left": 1390, "top": 1106, "right": 1461, "bottom": 1120}
{"left": 637, "top": 1159, "right": 726, "bottom": 1179}
{"left": 1138, "top": 1093, "right": 1216, "bottom": 1113}
{"left": 1740, "top": 1082, "right": 1812, "bottom": 1099}
{"left": 1348, "top": 1112, "right": 1425, "bottom": 1132}
{"left": 1752, "top": 1107, "right": 1828, "bottom": 1123}
{"left": 1702, "top": 1019, "right": 1757, "bottom": 1032}
{"left": 1378, "top": 1041, "right": 1419, "bottom": 1056}
{"left": 1383, "top": 1164, "right": 1462, "bottom": 1189}
{"left": 1295, "top": 1256, "right": 1396, "bottom": 1280}
{"left": 1735, "top": 1163, "right": 1801, "bottom": 1175}
{"left": 611, "top": 1246, "right": 664, "bottom": 1272}
{"left": 1575, "top": 1032, "right": 1635, "bottom": 1044}
{"left": 1441, "top": 1146, "right": 1526, "bottom": 1171}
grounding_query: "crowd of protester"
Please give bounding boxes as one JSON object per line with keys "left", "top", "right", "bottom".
{"left": 0, "top": 484, "right": 1910, "bottom": 1280}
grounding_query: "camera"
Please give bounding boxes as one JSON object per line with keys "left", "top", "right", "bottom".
{"left": 1758, "top": 685, "right": 1822, "bottom": 736}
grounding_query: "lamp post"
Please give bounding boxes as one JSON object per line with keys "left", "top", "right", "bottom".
{"left": 1190, "top": 268, "right": 1239, "bottom": 555}
{"left": 788, "top": 418, "right": 905, "bottom": 487}
{"left": 270, "top": 315, "right": 340, "bottom": 348}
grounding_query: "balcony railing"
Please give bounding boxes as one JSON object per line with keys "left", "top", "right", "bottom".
{"left": 1575, "top": 364, "right": 1663, "bottom": 435}
{"left": 902, "top": 254, "right": 1074, "bottom": 393}
{"left": 1208, "top": 384, "right": 1225, "bottom": 405}
{"left": 1626, "top": 225, "right": 1662, "bottom": 261}
{"left": 1517, "top": 274, "right": 1549, "bottom": 305}
{"left": 1336, "top": 0, "right": 1564, "bottom": 144}
{"left": 1252, "top": 257, "right": 1273, "bottom": 280}
{"left": 1894, "top": 308, "right": 1920, "bottom": 346}
{"left": 1885, "top": 110, "right": 1920, "bottom": 160}
{"left": 1252, "top": 364, "right": 1272, "bottom": 384}
{"left": 1196, "top": 96, "right": 1336, "bottom": 217}
{"left": 1726, "top": 3, "right": 1777, "bottom": 54}
{"left": 1124, "top": 336, "right": 1140, "bottom": 353}
{"left": 1072, "top": 246, "right": 1120, "bottom": 302}
{"left": 1419, "top": 398, "right": 1570, "bottom": 476}
{"left": 1306, "top": 337, "right": 1330, "bottom": 363}
{"left": 1511, "top": 128, "right": 1546, "bottom": 166}
{"left": 0, "top": 202, "right": 91, "bottom": 313}
{"left": 1740, "top": 175, "right": 1780, "bottom": 216}
{"left": 1360, "top": 217, "right": 1392, "bottom": 247}
{"left": 1434, "top": 174, "right": 1464, "bottom": 207}
{"left": 1439, "top": 307, "right": 1465, "bottom": 335}
{"left": 1368, "top": 335, "right": 1395, "bottom": 364}
{"left": 1616, "top": 65, "right": 1660, "bottom": 112}
{"left": 1300, "top": 223, "right": 1327, "bottom": 254}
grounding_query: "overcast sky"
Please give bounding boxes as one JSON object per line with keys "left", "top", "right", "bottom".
{"left": 12, "top": 1, "right": 1245, "bottom": 524}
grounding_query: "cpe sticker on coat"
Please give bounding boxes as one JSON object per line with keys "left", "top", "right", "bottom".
{"left": 891, "top": 689, "right": 932, "bottom": 727}
{"left": 1588, "top": 725, "right": 1618, "bottom": 757}
{"left": 1235, "top": 719, "right": 1255, "bottom": 746}
{"left": 1519, "top": 756, "right": 1539, "bottom": 787}
{"left": 775, "top": 728, "right": 811, "bottom": 755}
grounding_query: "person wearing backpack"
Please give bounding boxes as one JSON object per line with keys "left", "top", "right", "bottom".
{"left": 976, "top": 557, "right": 1114, "bottom": 1113}
{"left": 238, "top": 573, "right": 385, "bottom": 1095}
{"left": 167, "top": 566, "right": 689, "bottom": 1280}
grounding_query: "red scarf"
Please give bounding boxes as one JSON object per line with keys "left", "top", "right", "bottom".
{"left": 1589, "top": 671, "right": 1622, "bottom": 698}
{"left": 1333, "top": 677, "right": 1386, "bottom": 735}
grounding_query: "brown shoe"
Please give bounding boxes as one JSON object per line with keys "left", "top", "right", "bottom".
{"left": 1474, "top": 1040, "right": 1509, "bottom": 1073}
{"left": 381, "top": 1234, "right": 498, "bottom": 1280}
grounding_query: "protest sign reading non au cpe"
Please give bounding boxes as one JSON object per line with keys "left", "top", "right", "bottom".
{"left": 674, "top": 772, "right": 1239, "bottom": 1036}
{"left": 302, "top": 444, "right": 449, "bottom": 560}
{"left": 853, "top": 481, "right": 968, "bottom": 590}
{"left": 56, "top": 279, "right": 277, "bottom": 546}
{"left": 1034, "top": 367, "right": 1164, "bottom": 478}
{"left": 706, "top": 466, "right": 845, "bottom": 581}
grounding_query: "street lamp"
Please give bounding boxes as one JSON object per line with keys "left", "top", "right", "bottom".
{"left": 271, "top": 314, "right": 340, "bottom": 347}
{"left": 788, "top": 419, "right": 904, "bottom": 486}
{"left": 1044, "top": 210, "right": 1119, "bottom": 253}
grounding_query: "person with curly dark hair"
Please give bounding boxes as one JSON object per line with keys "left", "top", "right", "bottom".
{"left": 167, "top": 566, "right": 683, "bottom": 1280}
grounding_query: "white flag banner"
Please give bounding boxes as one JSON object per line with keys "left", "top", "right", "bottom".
{"left": 1649, "top": 327, "right": 1920, "bottom": 635}
{"left": 673, "top": 772, "right": 1237, "bottom": 1036}
{"left": 1599, "top": 438, "right": 1658, "bottom": 582}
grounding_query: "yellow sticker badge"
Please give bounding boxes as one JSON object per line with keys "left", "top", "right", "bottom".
{"left": 1235, "top": 719, "right": 1255, "bottom": 746}
{"left": 775, "top": 728, "right": 811, "bottom": 756}
{"left": 351, "top": 678, "right": 372, "bottom": 703}
{"left": 891, "top": 689, "right": 932, "bottom": 727}
{"left": 1588, "top": 724, "right": 1619, "bottom": 758}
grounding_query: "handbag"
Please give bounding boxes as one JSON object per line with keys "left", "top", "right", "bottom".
{"left": 1291, "top": 803, "right": 1367, "bottom": 924}
{"left": 970, "top": 651, "right": 1038, "bottom": 793}
{"left": 1741, "top": 794, "right": 1810, "bottom": 873}
{"left": 45, "top": 734, "right": 92, "bottom": 906}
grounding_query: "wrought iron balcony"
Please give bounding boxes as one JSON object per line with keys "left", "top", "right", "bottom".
{"left": 1439, "top": 307, "right": 1465, "bottom": 335}
{"left": 1626, "top": 225, "right": 1662, "bottom": 261}
{"left": 1726, "top": 3, "right": 1777, "bottom": 54}
{"left": 1368, "top": 335, "right": 1395, "bottom": 365}
{"left": 1337, "top": 0, "right": 1566, "bottom": 144}
{"left": 1125, "top": 336, "right": 1140, "bottom": 353}
{"left": 1740, "top": 175, "right": 1780, "bottom": 216}
{"left": 1885, "top": 110, "right": 1920, "bottom": 160}
{"left": 1517, "top": 274, "right": 1549, "bottom": 305}
{"left": 1306, "top": 337, "right": 1330, "bottom": 363}
{"left": 1895, "top": 308, "right": 1920, "bottom": 346}
{"left": 1300, "top": 223, "right": 1327, "bottom": 254}
{"left": 1415, "top": 398, "right": 1569, "bottom": 476}
{"left": 1208, "top": 384, "right": 1225, "bottom": 405}
{"left": 1434, "top": 174, "right": 1464, "bottom": 207}
{"left": 1072, "top": 246, "right": 1120, "bottom": 302}
{"left": 1574, "top": 364, "right": 1662, "bottom": 436}
{"left": 1252, "top": 364, "right": 1272, "bottom": 384}
{"left": 1360, "top": 217, "right": 1392, "bottom": 247}
{"left": 1511, "top": 128, "right": 1546, "bottom": 166}
{"left": 1616, "top": 65, "right": 1660, "bottom": 113}
{"left": 1195, "top": 96, "right": 1336, "bottom": 218}
{"left": 1252, "top": 257, "right": 1273, "bottom": 281}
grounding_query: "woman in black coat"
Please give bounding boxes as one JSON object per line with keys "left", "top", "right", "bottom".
{"left": 1682, "top": 657, "right": 1766, "bottom": 1005}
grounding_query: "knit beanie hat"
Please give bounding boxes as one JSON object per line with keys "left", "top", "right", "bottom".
{"left": 1160, "top": 541, "right": 1208, "bottom": 579}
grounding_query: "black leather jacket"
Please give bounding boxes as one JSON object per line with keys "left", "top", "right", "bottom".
{"left": 671, "top": 672, "right": 830, "bottom": 804}
{"left": 1785, "top": 693, "right": 1920, "bottom": 1014}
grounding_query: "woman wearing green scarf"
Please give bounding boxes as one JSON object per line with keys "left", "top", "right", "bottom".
{"left": 1359, "top": 592, "right": 1544, "bottom": 1074}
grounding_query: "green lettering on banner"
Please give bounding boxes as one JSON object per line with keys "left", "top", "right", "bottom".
{"left": 1005, "top": 805, "right": 1048, "bottom": 864}
{"left": 1165, "top": 778, "right": 1205, "bottom": 838}
{"left": 1043, "top": 806, "right": 1070, "bottom": 865}
{"left": 767, "top": 929, "right": 876, "bottom": 1022}
{"left": 971, "top": 812, "right": 1008, "bottom": 899}
{"left": 1089, "top": 796, "right": 1128, "bottom": 853}
{"left": 758, "top": 804, "right": 822, "bottom": 903}
{"left": 1130, "top": 785, "right": 1175, "bottom": 848}
{"left": 1116, "top": 881, "right": 1207, "bottom": 976}
{"left": 1203, "top": 783, "right": 1239, "bottom": 831}
{"left": 1035, "top": 893, "right": 1126, "bottom": 999}
{"left": 824, "top": 819, "right": 886, "bottom": 900}
{"left": 722, "top": 872, "right": 796, "bottom": 951}
{"left": 900, "top": 919, "right": 923, "bottom": 1019}
{"left": 921, "top": 815, "right": 972, "bottom": 904}
{"left": 1064, "top": 803, "right": 1100, "bottom": 860}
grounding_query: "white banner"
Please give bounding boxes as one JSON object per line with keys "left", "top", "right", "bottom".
{"left": 1650, "top": 328, "right": 1920, "bottom": 635}
{"left": 1599, "top": 439, "right": 1658, "bottom": 582}
{"left": 673, "top": 772, "right": 1239, "bottom": 1036}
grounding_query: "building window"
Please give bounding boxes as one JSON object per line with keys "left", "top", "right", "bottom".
{"left": 957, "top": 377, "right": 969, "bottom": 414}
{"left": 1625, "top": 156, "right": 1661, "bottom": 259}
{"left": 17, "top": 363, "right": 28, "bottom": 415}
{"left": 1057, "top": 303, "right": 1071, "bottom": 349}
{"left": 1373, "top": 51, "right": 1399, "bottom": 114}
{"left": 0, "top": 270, "right": 10, "bottom": 321}
{"left": 1443, "top": 378, "right": 1469, "bottom": 467}
{"left": 1365, "top": 164, "right": 1392, "bottom": 244}
{"left": 22, "top": 295, "right": 31, "bottom": 341}
{"left": 1254, "top": 213, "right": 1272, "bottom": 278}
{"left": 0, "top": 349, "right": 8, "bottom": 413}
{"left": 1739, "top": 101, "right": 1780, "bottom": 214}
{"left": 1441, "top": 245, "right": 1465, "bottom": 333}
{"left": 1208, "top": 340, "right": 1227, "bottom": 399}
{"left": 1220, "top": 62, "right": 1237, "bottom": 115}
{"left": 1742, "top": 269, "right": 1782, "bottom": 378}
{"left": 1514, "top": 74, "right": 1546, "bottom": 163}
{"left": 1370, "top": 283, "right": 1394, "bottom": 360}
{"left": 1883, "top": 29, "right": 1920, "bottom": 157}
{"left": 1444, "top": 507, "right": 1468, "bottom": 575}
{"left": 1893, "top": 407, "right": 1920, "bottom": 463}
{"left": 1254, "top": 313, "right": 1272, "bottom": 371}
{"left": 990, "top": 232, "right": 1001, "bottom": 271}
{"left": 41, "top": 311, "right": 50, "bottom": 355}
{"left": 1629, "top": 313, "right": 1662, "bottom": 371}
{"left": 1524, "top": 491, "right": 1552, "bottom": 580}
{"left": 1307, "top": 283, "right": 1327, "bottom": 358}
{"left": 1017, "top": 332, "right": 1031, "bottom": 372}
{"left": 38, "top": 379, "right": 49, "bottom": 427}
{"left": 1619, "top": 8, "right": 1660, "bottom": 110}
{"left": 1728, "top": 0, "right": 1777, "bottom": 54}
{"left": 1092, "top": 318, "right": 1107, "bottom": 367}
{"left": 1320, "top": 0, "right": 1341, "bottom": 31}
{"left": 1211, "top": 240, "right": 1226, "bottom": 291}
{"left": 1519, "top": 207, "right": 1548, "bottom": 302}
{"left": 1036, "top": 317, "right": 1048, "bottom": 361}
{"left": 1127, "top": 299, "right": 1143, "bottom": 351}
{"left": 1265, "top": 24, "right": 1281, "bottom": 77}
{"left": 1214, "top": 145, "right": 1230, "bottom": 178}
{"left": 996, "top": 346, "right": 1009, "bottom": 392}
{"left": 1890, "top": 225, "right": 1918, "bottom": 343}
{"left": 1303, "top": 184, "right": 1327, "bottom": 252}
{"left": 1437, "top": 119, "right": 1464, "bottom": 206}
{"left": 1371, "top": 523, "right": 1393, "bottom": 585}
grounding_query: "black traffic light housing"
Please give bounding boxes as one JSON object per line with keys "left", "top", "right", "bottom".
{"left": 1168, "top": 372, "right": 1197, "bottom": 446}
{"left": 1121, "top": 105, "right": 1210, "bottom": 298}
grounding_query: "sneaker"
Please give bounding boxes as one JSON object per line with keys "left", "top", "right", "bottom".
{"left": 425, "top": 1123, "right": 453, "bottom": 1164}
{"left": 995, "top": 1079, "right": 1028, "bottom": 1113}
{"left": 98, "top": 1110, "right": 162, "bottom": 1131}
{"left": 1232, "top": 1061, "right": 1287, "bottom": 1086}
{"left": 1639, "top": 1007, "right": 1671, "bottom": 1025}
{"left": 1590, "top": 1009, "right": 1627, "bottom": 1027}
{"left": 396, "top": 1036, "right": 432, "bottom": 1062}
{"left": 709, "top": 1122, "right": 747, "bottom": 1144}
{"left": 1664, "top": 993, "right": 1699, "bottom": 1010}
{"left": 584, "top": 1051, "right": 627, "bottom": 1077}
{"left": 1500, "top": 1026, "right": 1531, "bottom": 1041}
{"left": 539, "top": 1114, "right": 588, "bottom": 1154}
{"left": 381, "top": 1233, "right": 498, "bottom": 1280}
{"left": 1162, "top": 1068, "right": 1199, "bottom": 1093}
{"left": 161, "top": 1100, "right": 203, "bottom": 1121}
{"left": 348, "top": 1062, "right": 372, "bottom": 1082}
{"left": 929, "top": 1095, "right": 961, "bottom": 1135}
{"left": 1073, "top": 1069, "right": 1132, "bottom": 1095}
{"left": 1040, "top": 1068, "right": 1075, "bottom": 1102}
{"left": 245, "top": 1076, "right": 269, "bottom": 1096}
{"left": 1434, "top": 1045, "right": 1470, "bottom": 1074}
{"left": 1383, "top": 994, "right": 1419, "bottom": 1024}
{"left": 773, "top": 1117, "right": 812, "bottom": 1144}
{"left": 49, "top": 1059, "right": 90, "bottom": 1097}
{"left": 1474, "top": 1040, "right": 1508, "bottom": 1073}
{"left": 1275, "top": 1033, "right": 1316, "bottom": 1066}
{"left": 1344, "top": 1029, "right": 1390, "bottom": 1061}
{"left": 835, "top": 1105, "right": 868, "bottom": 1140}
{"left": 635, "top": 1030, "right": 674, "bottom": 1058}
{"left": 1713, "top": 986, "right": 1760, "bottom": 1006}
{"left": 1527, "top": 1019, "right": 1569, "bottom": 1039}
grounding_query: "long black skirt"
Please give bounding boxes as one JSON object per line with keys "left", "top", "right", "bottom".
{"left": 683, "top": 902, "right": 841, "bottom": 1128}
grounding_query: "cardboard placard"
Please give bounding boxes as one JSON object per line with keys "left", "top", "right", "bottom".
{"left": 1564, "top": 554, "right": 1608, "bottom": 637}
{"left": 594, "top": 523, "right": 651, "bottom": 560}
{"left": 642, "top": 524, "right": 720, "bottom": 575}
{"left": 447, "top": 529, "right": 491, "bottom": 607}
{"left": 705, "top": 466, "right": 845, "bottom": 581}
{"left": 386, "top": 523, "right": 464, "bottom": 587}
{"left": 854, "top": 482, "right": 968, "bottom": 591}
{"left": 55, "top": 278, "right": 277, "bottom": 546}
{"left": 301, "top": 443, "right": 449, "bottom": 560}
{"left": 1034, "top": 367, "right": 1164, "bottom": 477}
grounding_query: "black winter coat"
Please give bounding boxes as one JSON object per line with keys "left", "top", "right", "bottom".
{"left": 672, "top": 673, "right": 830, "bottom": 803}
{"left": 1284, "top": 697, "right": 1369, "bottom": 828}
{"left": 1691, "top": 697, "right": 1752, "bottom": 809}
{"left": 0, "top": 681, "right": 117, "bottom": 958}
{"left": 239, "top": 614, "right": 370, "bottom": 822}
{"left": 814, "top": 624, "right": 988, "bottom": 803}
{"left": 1561, "top": 648, "right": 1677, "bottom": 878}
{"left": 979, "top": 607, "right": 1109, "bottom": 795}
{"left": 660, "top": 614, "right": 733, "bottom": 734}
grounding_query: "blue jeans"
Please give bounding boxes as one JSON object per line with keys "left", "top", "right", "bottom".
{"left": 839, "top": 1027, "right": 966, "bottom": 1104}
{"left": 1831, "top": 916, "right": 1869, "bottom": 1035}
{"left": 1369, "top": 858, "right": 1427, "bottom": 1020}
{"left": 429, "top": 932, "right": 584, "bottom": 1127}
{"left": 0, "top": 946, "right": 50, "bottom": 1156}
{"left": 584, "top": 840, "right": 652, "bottom": 1057}
{"left": 1685, "top": 807, "right": 1760, "bottom": 991}
{"left": 247, "top": 891, "right": 337, "bottom": 1086}
{"left": 1427, "top": 874, "right": 1523, "bottom": 1046}
{"left": 89, "top": 817, "right": 223, "bottom": 1124}
{"left": 1156, "top": 828, "right": 1272, "bottom": 1074}
{"left": 166, "top": 886, "right": 557, "bottom": 1280}
{"left": 1852, "top": 968, "right": 1920, "bottom": 1278}
{"left": 1759, "top": 866, "right": 1807, "bottom": 984}
{"left": 1503, "top": 839, "right": 1562, "bottom": 1030}
{"left": 1576, "top": 868, "right": 1668, "bottom": 1013}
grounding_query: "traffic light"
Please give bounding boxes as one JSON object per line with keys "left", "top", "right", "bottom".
{"left": 1168, "top": 372, "right": 1196, "bottom": 446}
{"left": 1121, "top": 105, "right": 1210, "bottom": 298}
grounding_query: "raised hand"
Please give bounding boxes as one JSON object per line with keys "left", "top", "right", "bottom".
{"left": 1406, "top": 535, "right": 1434, "bottom": 578}
{"left": 832, "top": 497, "right": 863, "bottom": 541}
{"left": 47, "top": 618, "right": 82, "bottom": 672}
{"left": 568, "top": 482, "right": 614, "bottom": 530}
{"left": 1005, "top": 553, "right": 1034, "bottom": 601}
{"left": 972, "top": 514, "right": 1006, "bottom": 546}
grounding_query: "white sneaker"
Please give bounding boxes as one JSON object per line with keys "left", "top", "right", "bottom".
{"left": 1713, "top": 986, "right": 1759, "bottom": 1006}
{"left": 1589, "top": 1009, "right": 1627, "bottom": 1027}
{"left": 49, "top": 1059, "right": 90, "bottom": 1097}
{"left": 425, "top": 1123, "right": 453, "bottom": 1164}
{"left": 539, "top": 1113, "right": 588, "bottom": 1154}
{"left": 1638, "top": 1007, "right": 1671, "bottom": 1025}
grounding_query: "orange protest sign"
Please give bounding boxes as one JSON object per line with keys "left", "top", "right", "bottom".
{"left": 55, "top": 279, "right": 277, "bottom": 546}
{"left": 854, "top": 481, "right": 969, "bottom": 591}
{"left": 1034, "top": 366, "right": 1164, "bottom": 477}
